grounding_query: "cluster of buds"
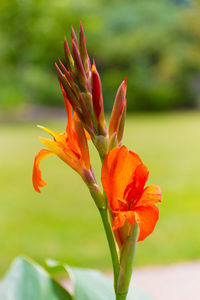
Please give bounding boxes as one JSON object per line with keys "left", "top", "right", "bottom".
{"left": 55, "top": 23, "right": 127, "bottom": 158}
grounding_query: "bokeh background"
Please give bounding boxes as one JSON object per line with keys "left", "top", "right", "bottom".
{"left": 0, "top": 0, "right": 200, "bottom": 276}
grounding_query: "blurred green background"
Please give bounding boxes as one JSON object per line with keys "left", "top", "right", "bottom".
{"left": 0, "top": 0, "right": 200, "bottom": 276}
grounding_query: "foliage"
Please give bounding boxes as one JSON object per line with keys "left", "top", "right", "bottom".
{"left": 0, "top": 257, "right": 153, "bottom": 300}
{"left": 1, "top": 0, "right": 200, "bottom": 111}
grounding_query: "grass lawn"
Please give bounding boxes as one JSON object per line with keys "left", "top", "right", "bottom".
{"left": 0, "top": 111, "right": 200, "bottom": 276}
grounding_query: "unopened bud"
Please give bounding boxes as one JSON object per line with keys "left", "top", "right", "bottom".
{"left": 64, "top": 37, "right": 74, "bottom": 71}
{"left": 117, "top": 101, "right": 126, "bottom": 146}
{"left": 91, "top": 63, "right": 107, "bottom": 136}
{"left": 109, "top": 78, "right": 127, "bottom": 138}
{"left": 72, "top": 40, "right": 88, "bottom": 90}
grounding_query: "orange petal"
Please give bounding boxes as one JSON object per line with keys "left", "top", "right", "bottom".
{"left": 84, "top": 128, "right": 91, "bottom": 140}
{"left": 134, "top": 205, "right": 159, "bottom": 241}
{"left": 32, "top": 149, "right": 54, "bottom": 193}
{"left": 73, "top": 113, "right": 90, "bottom": 169}
{"left": 136, "top": 184, "right": 161, "bottom": 208}
{"left": 112, "top": 211, "right": 135, "bottom": 231}
{"left": 101, "top": 146, "right": 142, "bottom": 210}
{"left": 113, "top": 213, "right": 126, "bottom": 231}
{"left": 59, "top": 81, "right": 73, "bottom": 136}
{"left": 124, "top": 163, "right": 149, "bottom": 208}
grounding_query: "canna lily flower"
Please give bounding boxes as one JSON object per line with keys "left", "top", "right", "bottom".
{"left": 101, "top": 146, "right": 161, "bottom": 243}
{"left": 32, "top": 83, "right": 91, "bottom": 193}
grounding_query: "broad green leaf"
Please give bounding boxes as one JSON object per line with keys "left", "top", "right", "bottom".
{"left": 0, "top": 257, "right": 72, "bottom": 300}
{"left": 46, "top": 260, "right": 154, "bottom": 300}
{"left": 66, "top": 266, "right": 115, "bottom": 300}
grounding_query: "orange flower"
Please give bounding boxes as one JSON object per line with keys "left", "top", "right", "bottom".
{"left": 32, "top": 83, "right": 91, "bottom": 193}
{"left": 101, "top": 146, "right": 161, "bottom": 242}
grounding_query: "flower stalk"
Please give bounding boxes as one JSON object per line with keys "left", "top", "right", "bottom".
{"left": 32, "top": 23, "right": 161, "bottom": 300}
{"left": 99, "top": 208, "right": 120, "bottom": 292}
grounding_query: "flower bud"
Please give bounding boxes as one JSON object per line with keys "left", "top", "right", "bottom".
{"left": 117, "top": 101, "right": 126, "bottom": 146}
{"left": 91, "top": 63, "right": 107, "bottom": 136}
{"left": 109, "top": 78, "right": 127, "bottom": 138}
{"left": 72, "top": 40, "right": 88, "bottom": 91}
{"left": 64, "top": 37, "right": 74, "bottom": 71}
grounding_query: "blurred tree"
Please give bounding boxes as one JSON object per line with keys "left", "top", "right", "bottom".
{"left": 0, "top": 0, "right": 200, "bottom": 111}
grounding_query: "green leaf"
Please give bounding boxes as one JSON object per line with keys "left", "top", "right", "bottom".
{"left": 0, "top": 256, "right": 72, "bottom": 300}
{"left": 66, "top": 266, "right": 115, "bottom": 300}
{"left": 46, "top": 260, "right": 154, "bottom": 300}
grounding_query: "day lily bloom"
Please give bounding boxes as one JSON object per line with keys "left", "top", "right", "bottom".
{"left": 101, "top": 146, "right": 161, "bottom": 244}
{"left": 32, "top": 83, "right": 92, "bottom": 193}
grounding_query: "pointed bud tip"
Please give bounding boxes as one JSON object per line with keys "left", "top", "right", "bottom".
{"left": 91, "top": 64, "right": 97, "bottom": 73}
{"left": 123, "top": 77, "right": 127, "bottom": 88}
{"left": 92, "top": 59, "right": 96, "bottom": 67}
{"left": 71, "top": 39, "right": 76, "bottom": 48}
{"left": 55, "top": 62, "right": 61, "bottom": 72}
{"left": 80, "top": 21, "right": 83, "bottom": 31}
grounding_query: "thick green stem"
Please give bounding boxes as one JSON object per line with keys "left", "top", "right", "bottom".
{"left": 99, "top": 208, "right": 120, "bottom": 292}
{"left": 116, "top": 294, "right": 127, "bottom": 300}
{"left": 117, "top": 222, "right": 139, "bottom": 298}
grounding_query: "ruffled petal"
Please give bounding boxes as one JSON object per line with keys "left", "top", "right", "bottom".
{"left": 124, "top": 163, "right": 149, "bottom": 208}
{"left": 112, "top": 211, "right": 135, "bottom": 231}
{"left": 134, "top": 205, "right": 159, "bottom": 241}
{"left": 112, "top": 213, "right": 126, "bottom": 231}
{"left": 136, "top": 184, "right": 161, "bottom": 208}
{"left": 32, "top": 149, "right": 54, "bottom": 193}
{"left": 101, "top": 146, "right": 142, "bottom": 210}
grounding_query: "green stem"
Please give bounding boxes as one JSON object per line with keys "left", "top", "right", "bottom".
{"left": 117, "top": 222, "right": 139, "bottom": 298}
{"left": 116, "top": 294, "right": 127, "bottom": 300}
{"left": 99, "top": 208, "right": 120, "bottom": 292}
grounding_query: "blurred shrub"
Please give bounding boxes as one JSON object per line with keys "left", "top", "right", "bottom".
{"left": 1, "top": 0, "right": 200, "bottom": 111}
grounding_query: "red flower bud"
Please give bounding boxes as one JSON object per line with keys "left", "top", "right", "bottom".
{"left": 71, "top": 25, "right": 79, "bottom": 48}
{"left": 91, "top": 63, "right": 107, "bottom": 136}
{"left": 91, "top": 64, "right": 102, "bottom": 120}
{"left": 109, "top": 78, "right": 127, "bottom": 138}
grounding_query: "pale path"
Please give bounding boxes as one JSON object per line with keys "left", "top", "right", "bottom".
{"left": 130, "top": 261, "right": 200, "bottom": 300}
{"left": 61, "top": 261, "right": 200, "bottom": 300}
